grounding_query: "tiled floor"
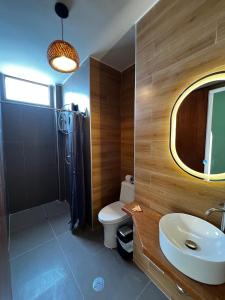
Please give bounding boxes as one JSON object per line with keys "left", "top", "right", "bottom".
{"left": 10, "top": 200, "right": 167, "bottom": 300}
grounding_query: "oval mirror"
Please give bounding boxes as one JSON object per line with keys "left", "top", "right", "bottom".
{"left": 170, "top": 72, "right": 225, "bottom": 181}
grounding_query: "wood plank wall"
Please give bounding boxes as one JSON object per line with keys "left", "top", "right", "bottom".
{"left": 136, "top": 0, "right": 225, "bottom": 225}
{"left": 90, "top": 58, "right": 122, "bottom": 224}
{"left": 120, "top": 65, "right": 135, "bottom": 181}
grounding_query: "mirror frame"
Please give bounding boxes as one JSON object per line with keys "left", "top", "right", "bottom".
{"left": 170, "top": 71, "right": 225, "bottom": 181}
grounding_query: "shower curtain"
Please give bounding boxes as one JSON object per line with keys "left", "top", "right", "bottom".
{"left": 66, "top": 112, "right": 87, "bottom": 232}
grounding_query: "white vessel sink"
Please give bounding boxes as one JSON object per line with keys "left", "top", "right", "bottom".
{"left": 159, "top": 213, "right": 225, "bottom": 285}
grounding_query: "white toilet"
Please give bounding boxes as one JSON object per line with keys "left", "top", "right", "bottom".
{"left": 98, "top": 180, "right": 135, "bottom": 248}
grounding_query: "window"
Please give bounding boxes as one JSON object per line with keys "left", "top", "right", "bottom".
{"left": 4, "top": 76, "right": 50, "bottom": 106}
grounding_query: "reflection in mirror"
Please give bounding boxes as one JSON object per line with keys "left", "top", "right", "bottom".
{"left": 171, "top": 73, "right": 225, "bottom": 181}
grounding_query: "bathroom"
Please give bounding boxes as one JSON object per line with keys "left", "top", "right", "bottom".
{"left": 0, "top": 0, "right": 225, "bottom": 299}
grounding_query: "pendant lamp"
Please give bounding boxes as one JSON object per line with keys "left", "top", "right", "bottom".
{"left": 47, "top": 2, "right": 80, "bottom": 73}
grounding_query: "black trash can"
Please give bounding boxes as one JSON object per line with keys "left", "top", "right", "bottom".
{"left": 117, "top": 225, "right": 133, "bottom": 260}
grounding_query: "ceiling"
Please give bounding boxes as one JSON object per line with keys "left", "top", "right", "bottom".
{"left": 100, "top": 26, "right": 135, "bottom": 72}
{"left": 0, "top": 0, "right": 157, "bottom": 84}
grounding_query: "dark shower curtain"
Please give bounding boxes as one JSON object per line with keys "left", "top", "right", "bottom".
{"left": 65, "top": 111, "right": 87, "bottom": 232}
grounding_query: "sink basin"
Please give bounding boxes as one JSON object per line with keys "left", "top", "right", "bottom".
{"left": 159, "top": 213, "right": 225, "bottom": 285}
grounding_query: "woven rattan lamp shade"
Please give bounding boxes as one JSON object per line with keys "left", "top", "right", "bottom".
{"left": 47, "top": 40, "right": 80, "bottom": 73}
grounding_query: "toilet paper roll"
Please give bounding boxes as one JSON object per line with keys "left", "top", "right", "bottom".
{"left": 125, "top": 175, "right": 132, "bottom": 182}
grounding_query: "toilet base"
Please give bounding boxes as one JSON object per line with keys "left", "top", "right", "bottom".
{"left": 102, "top": 218, "right": 131, "bottom": 249}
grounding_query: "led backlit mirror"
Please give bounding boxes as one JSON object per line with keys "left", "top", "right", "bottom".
{"left": 170, "top": 72, "right": 225, "bottom": 181}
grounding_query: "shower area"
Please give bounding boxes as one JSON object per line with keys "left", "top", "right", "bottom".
{"left": 1, "top": 62, "right": 92, "bottom": 236}
{"left": 0, "top": 68, "right": 95, "bottom": 299}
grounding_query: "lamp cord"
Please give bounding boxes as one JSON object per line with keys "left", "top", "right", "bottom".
{"left": 61, "top": 18, "right": 64, "bottom": 41}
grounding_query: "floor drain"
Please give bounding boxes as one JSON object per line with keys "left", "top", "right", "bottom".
{"left": 93, "top": 277, "right": 104, "bottom": 292}
{"left": 185, "top": 240, "right": 198, "bottom": 250}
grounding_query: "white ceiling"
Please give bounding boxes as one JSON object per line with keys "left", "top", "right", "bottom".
{"left": 0, "top": 0, "right": 157, "bottom": 84}
{"left": 100, "top": 26, "right": 135, "bottom": 72}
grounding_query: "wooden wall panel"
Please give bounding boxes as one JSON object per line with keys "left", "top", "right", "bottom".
{"left": 120, "top": 65, "right": 135, "bottom": 180}
{"left": 136, "top": 0, "right": 225, "bottom": 226}
{"left": 90, "top": 58, "right": 121, "bottom": 224}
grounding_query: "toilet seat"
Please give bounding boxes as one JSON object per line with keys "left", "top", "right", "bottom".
{"left": 98, "top": 201, "right": 129, "bottom": 225}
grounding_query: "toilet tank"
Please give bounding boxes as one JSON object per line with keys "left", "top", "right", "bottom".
{"left": 119, "top": 181, "right": 135, "bottom": 204}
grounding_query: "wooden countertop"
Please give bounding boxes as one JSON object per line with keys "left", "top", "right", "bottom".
{"left": 123, "top": 201, "right": 225, "bottom": 300}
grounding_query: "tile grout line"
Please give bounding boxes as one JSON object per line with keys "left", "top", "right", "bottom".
{"left": 151, "top": 281, "right": 170, "bottom": 300}
{"left": 9, "top": 202, "right": 67, "bottom": 261}
{"left": 10, "top": 203, "right": 62, "bottom": 261}
{"left": 135, "top": 281, "right": 150, "bottom": 300}
{"left": 10, "top": 206, "right": 55, "bottom": 261}
{"left": 10, "top": 237, "right": 55, "bottom": 261}
{"left": 10, "top": 205, "right": 48, "bottom": 235}
{"left": 47, "top": 217, "right": 85, "bottom": 300}
{"left": 137, "top": 279, "right": 170, "bottom": 300}
{"left": 10, "top": 203, "right": 47, "bottom": 217}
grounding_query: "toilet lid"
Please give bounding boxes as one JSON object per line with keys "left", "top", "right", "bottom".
{"left": 98, "top": 201, "right": 129, "bottom": 224}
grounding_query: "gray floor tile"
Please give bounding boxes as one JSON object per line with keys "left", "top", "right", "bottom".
{"left": 73, "top": 247, "right": 122, "bottom": 300}
{"left": 57, "top": 228, "right": 104, "bottom": 270}
{"left": 10, "top": 239, "right": 83, "bottom": 300}
{"left": 58, "top": 228, "right": 148, "bottom": 300}
{"left": 112, "top": 251, "right": 149, "bottom": 299}
{"left": 43, "top": 200, "right": 69, "bottom": 219}
{"left": 49, "top": 212, "right": 71, "bottom": 236}
{"left": 61, "top": 236, "right": 148, "bottom": 300}
{"left": 74, "top": 227, "right": 104, "bottom": 254}
{"left": 10, "top": 205, "right": 46, "bottom": 234}
{"left": 10, "top": 204, "right": 165, "bottom": 300}
{"left": 10, "top": 221, "right": 54, "bottom": 259}
{"left": 137, "top": 282, "right": 168, "bottom": 300}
